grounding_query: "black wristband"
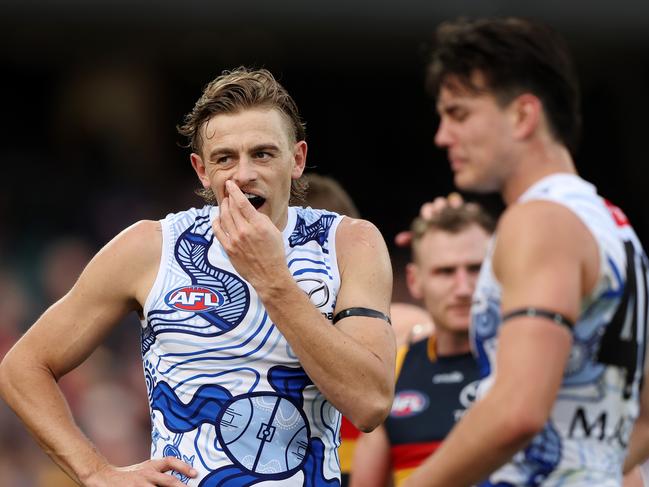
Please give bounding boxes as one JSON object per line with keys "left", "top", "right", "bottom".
{"left": 332, "top": 307, "right": 392, "bottom": 325}
{"left": 501, "top": 307, "right": 574, "bottom": 329}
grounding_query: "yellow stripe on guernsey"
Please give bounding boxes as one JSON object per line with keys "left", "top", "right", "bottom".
{"left": 338, "top": 438, "right": 357, "bottom": 474}
{"left": 394, "top": 467, "right": 416, "bottom": 486}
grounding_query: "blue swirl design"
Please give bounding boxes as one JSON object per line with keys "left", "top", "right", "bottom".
{"left": 199, "top": 438, "right": 339, "bottom": 487}
{"left": 519, "top": 423, "right": 562, "bottom": 485}
{"left": 479, "top": 424, "right": 561, "bottom": 487}
{"left": 289, "top": 214, "right": 336, "bottom": 252}
{"left": 301, "top": 437, "right": 341, "bottom": 487}
{"left": 144, "top": 214, "right": 250, "bottom": 345}
{"left": 562, "top": 307, "right": 607, "bottom": 389}
{"left": 174, "top": 222, "right": 250, "bottom": 331}
{"left": 152, "top": 381, "right": 233, "bottom": 433}
{"left": 141, "top": 325, "right": 156, "bottom": 356}
{"left": 561, "top": 275, "right": 621, "bottom": 390}
{"left": 144, "top": 360, "right": 156, "bottom": 402}
{"left": 471, "top": 295, "right": 501, "bottom": 378}
{"left": 268, "top": 366, "right": 313, "bottom": 408}
{"left": 152, "top": 368, "right": 338, "bottom": 485}
{"left": 199, "top": 466, "right": 270, "bottom": 487}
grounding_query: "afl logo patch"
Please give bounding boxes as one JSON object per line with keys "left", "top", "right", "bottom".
{"left": 390, "top": 391, "right": 429, "bottom": 418}
{"left": 164, "top": 286, "right": 224, "bottom": 312}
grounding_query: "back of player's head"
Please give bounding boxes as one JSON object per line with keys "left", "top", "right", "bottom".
{"left": 427, "top": 17, "right": 581, "bottom": 154}
{"left": 303, "top": 173, "right": 360, "bottom": 218}
{"left": 178, "top": 67, "right": 307, "bottom": 204}
{"left": 410, "top": 202, "right": 495, "bottom": 259}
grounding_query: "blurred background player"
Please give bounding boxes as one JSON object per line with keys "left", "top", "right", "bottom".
{"left": 303, "top": 172, "right": 431, "bottom": 486}
{"left": 350, "top": 201, "right": 494, "bottom": 487}
{"left": 404, "top": 17, "right": 649, "bottom": 487}
{"left": 303, "top": 173, "right": 360, "bottom": 219}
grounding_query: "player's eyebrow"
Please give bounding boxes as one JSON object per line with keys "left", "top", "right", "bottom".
{"left": 208, "top": 147, "right": 235, "bottom": 160}
{"left": 249, "top": 143, "right": 280, "bottom": 153}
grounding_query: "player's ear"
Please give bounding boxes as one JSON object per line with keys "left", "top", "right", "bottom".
{"left": 511, "top": 93, "right": 542, "bottom": 141}
{"left": 406, "top": 262, "right": 424, "bottom": 300}
{"left": 190, "top": 153, "right": 210, "bottom": 188}
{"left": 291, "top": 141, "right": 307, "bottom": 179}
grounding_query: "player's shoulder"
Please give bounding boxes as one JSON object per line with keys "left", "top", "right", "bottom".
{"left": 100, "top": 219, "right": 162, "bottom": 268}
{"left": 494, "top": 199, "right": 598, "bottom": 278}
{"left": 498, "top": 199, "right": 586, "bottom": 242}
{"left": 116, "top": 219, "right": 161, "bottom": 246}
{"left": 336, "top": 217, "right": 388, "bottom": 262}
{"left": 162, "top": 205, "right": 213, "bottom": 226}
{"left": 336, "top": 217, "right": 390, "bottom": 276}
{"left": 73, "top": 220, "right": 162, "bottom": 302}
{"left": 337, "top": 216, "right": 383, "bottom": 243}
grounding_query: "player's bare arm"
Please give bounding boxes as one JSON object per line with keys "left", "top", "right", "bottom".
{"left": 402, "top": 201, "right": 599, "bottom": 487}
{"left": 0, "top": 221, "right": 196, "bottom": 486}
{"left": 349, "top": 425, "right": 392, "bottom": 487}
{"left": 214, "top": 180, "right": 396, "bottom": 431}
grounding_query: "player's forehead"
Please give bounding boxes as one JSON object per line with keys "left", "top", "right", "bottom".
{"left": 415, "top": 225, "right": 488, "bottom": 266}
{"left": 199, "top": 107, "right": 293, "bottom": 151}
{"left": 436, "top": 73, "right": 494, "bottom": 111}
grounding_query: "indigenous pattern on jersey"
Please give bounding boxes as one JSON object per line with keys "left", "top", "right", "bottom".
{"left": 385, "top": 338, "right": 480, "bottom": 486}
{"left": 141, "top": 205, "right": 344, "bottom": 486}
{"left": 471, "top": 174, "right": 649, "bottom": 486}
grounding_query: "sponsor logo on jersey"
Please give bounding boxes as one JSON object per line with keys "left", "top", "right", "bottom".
{"left": 459, "top": 380, "right": 480, "bottom": 408}
{"left": 454, "top": 380, "right": 481, "bottom": 421}
{"left": 296, "top": 278, "right": 330, "bottom": 308}
{"left": 164, "top": 286, "right": 224, "bottom": 312}
{"left": 432, "top": 371, "right": 464, "bottom": 384}
{"left": 390, "top": 391, "right": 429, "bottom": 418}
{"left": 567, "top": 406, "right": 634, "bottom": 447}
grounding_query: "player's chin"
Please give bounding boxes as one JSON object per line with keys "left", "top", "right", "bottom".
{"left": 446, "top": 307, "right": 471, "bottom": 322}
{"left": 453, "top": 172, "right": 481, "bottom": 192}
{"left": 453, "top": 170, "right": 471, "bottom": 189}
{"left": 455, "top": 172, "right": 501, "bottom": 194}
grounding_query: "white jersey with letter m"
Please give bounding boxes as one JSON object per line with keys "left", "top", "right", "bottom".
{"left": 471, "top": 174, "right": 649, "bottom": 486}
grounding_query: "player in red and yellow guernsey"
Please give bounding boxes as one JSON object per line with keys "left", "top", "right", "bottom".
{"left": 351, "top": 202, "right": 494, "bottom": 486}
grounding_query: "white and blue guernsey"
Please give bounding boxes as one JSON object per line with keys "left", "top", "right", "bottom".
{"left": 472, "top": 174, "right": 649, "bottom": 486}
{"left": 141, "top": 205, "right": 344, "bottom": 486}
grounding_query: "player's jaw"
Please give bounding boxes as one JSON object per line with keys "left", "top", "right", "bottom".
{"left": 450, "top": 154, "right": 500, "bottom": 194}
{"left": 449, "top": 155, "right": 477, "bottom": 191}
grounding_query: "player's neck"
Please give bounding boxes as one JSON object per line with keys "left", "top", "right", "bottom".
{"left": 501, "top": 140, "right": 576, "bottom": 205}
{"left": 433, "top": 329, "right": 471, "bottom": 357}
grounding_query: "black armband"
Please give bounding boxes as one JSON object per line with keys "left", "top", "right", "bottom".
{"left": 332, "top": 307, "right": 392, "bottom": 325}
{"left": 501, "top": 307, "right": 574, "bottom": 330}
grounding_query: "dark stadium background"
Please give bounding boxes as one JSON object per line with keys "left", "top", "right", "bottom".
{"left": 2, "top": 0, "right": 649, "bottom": 252}
{"left": 0, "top": 0, "right": 648, "bottom": 483}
